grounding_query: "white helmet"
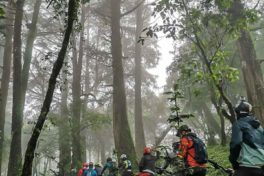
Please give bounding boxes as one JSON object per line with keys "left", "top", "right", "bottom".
{"left": 120, "top": 154, "right": 127, "bottom": 160}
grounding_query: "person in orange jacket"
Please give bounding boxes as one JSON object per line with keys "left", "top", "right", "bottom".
{"left": 176, "top": 125, "right": 207, "bottom": 176}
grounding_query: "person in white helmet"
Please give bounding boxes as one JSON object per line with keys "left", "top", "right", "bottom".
{"left": 118, "top": 154, "right": 133, "bottom": 176}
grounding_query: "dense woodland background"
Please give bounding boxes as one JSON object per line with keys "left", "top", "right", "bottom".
{"left": 0, "top": 0, "right": 264, "bottom": 175}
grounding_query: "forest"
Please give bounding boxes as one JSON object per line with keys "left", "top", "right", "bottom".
{"left": 0, "top": 0, "right": 264, "bottom": 176}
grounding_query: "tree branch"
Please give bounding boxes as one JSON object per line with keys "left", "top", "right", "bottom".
{"left": 120, "top": 0, "right": 144, "bottom": 18}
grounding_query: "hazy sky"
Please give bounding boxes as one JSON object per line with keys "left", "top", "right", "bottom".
{"left": 147, "top": 35, "right": 174, "bottom": 93}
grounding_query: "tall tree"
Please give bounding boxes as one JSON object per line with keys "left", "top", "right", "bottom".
{"left": 230, "top": 0, "right": 264, "bottom": 125}
{"left": 58, "top": 59, "right": 71, "bottom": 176}
{"left": 111, "top": 0, "right": 137, "bottom": 166}
{"left": 0, "top": 0, "right": 14, "bottom": 173}
{"left": 134, "top": 0, "right": 146, "bottom": 157}
{"left": 21, "top": 0, "right": 42, "bottom": 111}
{"left": 21, "top": 0, "right": 79, "bottom": 175}
{"left": 71, "top": 33, "right": 82, "bottom": 168}
{"left": 71, "top": 2, "right": 85, "bottom": 167}
{"left": 7, "top": 0, "right": 25, "bottom": 175}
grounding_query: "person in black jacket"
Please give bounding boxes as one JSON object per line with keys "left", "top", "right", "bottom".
{"left": 138, "top": 147, "right": 157, "bottom": 176}
{"left": 229, "top": 98, "right": 264, "bottom": 176}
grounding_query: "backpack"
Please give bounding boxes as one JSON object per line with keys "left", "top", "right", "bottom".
{"left": 84, "top": 169, "right": 95, "bottom": 176}
{"left": 187, "top": 135, "right": 208, "bottom": 164}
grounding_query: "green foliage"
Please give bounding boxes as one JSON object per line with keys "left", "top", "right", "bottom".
{"left": 207, "top": 145, "right": 232, "bottom": 176}
{"left": 165, "top": 84, "right": 193, "bottom": 125}
{"left": 81, "top": 110, "right": 111, "bottom": 130}
{"left": 0, "top": 7, "right": 4, "bottom": 18}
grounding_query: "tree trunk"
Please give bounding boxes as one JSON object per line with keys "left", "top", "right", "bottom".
{"left": 154, "top": 126, "right": 171, "bottom": 147}
{"left": 80, "top": 3, "right": 86, "bottom": 163}
{"left": 230, "top": 0, "right": 264, "bottom": 125}
{"left": 134, "top": 0, "right": 146, "bottom": 158}
{"left": 58, "top": 59, "right": 71, "bottom": 176}
{"left": 111, "top": 0, "right": 137, "bottom": 167}
{"left": 200, "top": 102, "right": 220, "bottom": 145}
{"left": 71, "top": 29, "right": 83, "bottom": 169}
{"left": 21, "top": 0, "right": 78, "bottom": 175}
{"left": 219, "top": 113, "right": 226, "bottom": 146}
{"left": 7, "top": 0, "right": 25, "bottom": 175}
{"left": 209, "top": 85, "right": 227, "bottom": 146}
{"left": 0, "top": 0, "right": 14, "bottom": 173}
{"left": 237, "top": 31, "right": 264, "bottom": 125}
{"left": 21, "top": 0, "right": 42, "bottom": 112}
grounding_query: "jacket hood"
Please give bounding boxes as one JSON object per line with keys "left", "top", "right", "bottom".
{"left": 239, "top": 116, "right": 260, "bottom": 129}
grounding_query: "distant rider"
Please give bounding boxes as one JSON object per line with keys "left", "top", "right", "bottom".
{"left": 101, "top": 157, "right": 118, "bottom": 176}
{"left": 119, "top": 154, "right": 133, "bottom": 176}
{"left": 138, "top": 147, "right": 157, "bottom": 176}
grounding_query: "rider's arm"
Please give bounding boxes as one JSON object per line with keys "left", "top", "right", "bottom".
{"left": 101, "top": 164, "right": 108, "bottom": 175}
{"left": 138, "top": 157, "right": 145, "bottom": 172}
{"left": 177, "top": 137, "right": 190, "bottom": 158}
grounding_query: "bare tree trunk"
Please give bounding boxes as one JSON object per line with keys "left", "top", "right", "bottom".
{"left": 154, "top": 126, "right": 171, "bottom": 147}
{"left": 80, "top": 3, "right": 86, "bottom": 163}
{"left": 0, "top": 0, "right": 14, "bottom": 173}
{"left": 21, "top": 0, "right": 78, "bottom": 175}
{"left": 134, "top": 0, "right": 146, "bottom": 158}
{"left": 58, "top": 58, "right": 71, "bottom": 176}
{"left": 200, "top": 102, "right": 220, "bottom": 145}
{"left": 71, "top": 30, "right": 83, "bottom": 168}
{"left": 21, "top": 0, "right": 42, "bottom": 112}
{"left": 230, "top": 0, "right": 264, "bottom": 125}
{"left": 111, "top": 0, "right": 137, "bottom": 166}
{"left": 7, "top": 0, "right": 25, "bottom": 175}
{"left": 219, "top": 114, "right": 226, "bottom": 146}
{"left": 209, "top": 86, "right": 227, "bottom": 146}
{"left": 237, "top": 31, "right": 264, "bottom": 125}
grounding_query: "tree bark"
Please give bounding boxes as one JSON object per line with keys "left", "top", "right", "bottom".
{"left": 79, "top": 3, "right": 86, "bottom": 163}
{"left": 200, "top": 102, "right": 220, "bottom": 145}
{"left": 209, "top": 85, "right": 227, "bottom": 146}
{"left": 58, "top": 58, "right": 71, "bottom": 176}
{"left": 71, "top": 29, "right": 83, "bottom": 168}
{"left": 111, "top": 0, "right": 138, "bottom": 167}
{"left": 230, "top": 0, "right": 264, "bottom": 125}
{"left": 21, "top": 0, "right": 42, "bottom": 112}
{"left": 134, "top": 0, "right": 146, "bottom": 158}
{"left": 7, "top": 0, "right": 25, "bottom": 175}
{"left": 21, "top": 0, "right": 78, "bottom": 175}
{"left": 0, "top": 0, "right": 14, "bottom": 173}
{"left": 154, "top": 126, "right": 171, "bottom": 147}
{"left": 237, "top": 31, "right": 264, "bottom": 125}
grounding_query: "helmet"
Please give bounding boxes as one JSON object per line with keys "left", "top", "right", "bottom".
{"left": 176, "top": 125, "right": 191, "bottom": 137}
{"left": 83, "top": 162, "right": 88, "bottom": 167}
{"left": 106, "top": 157, "right": 112, "bottom": 162}
{"left": 144, "top": 147, "right": 152, "bottom": 154}
{"left": 120, "top": 154, "right": 127, "bottom": 160}
{"left": 95, "top": 163, "right": 102, "bottom": 167}
{"left": 235, "top": 98, "right": 252, "bottom": 116}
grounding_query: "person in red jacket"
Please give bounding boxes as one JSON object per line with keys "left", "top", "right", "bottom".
{"left": 176, "top": 125, "right": 207, "bottom": 176}
{"left": 78, "top": 162, "right": 88, "bottom": 176}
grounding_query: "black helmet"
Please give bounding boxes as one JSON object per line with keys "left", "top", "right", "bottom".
{"left": 176, "top": 125, "right": 191, "bottom": 137}
{"left": 235, "top": 98, "right": 252, "bottom": 116}
{"left": 106, "top": 157, "right": 112, "bottom": 162}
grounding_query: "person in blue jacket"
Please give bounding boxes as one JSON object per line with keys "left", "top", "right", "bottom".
{"left": 100, "top": 157, "right": 118, "bottom": 176}
{"left": 84, "top": 162, "right": 97, "bottom": 176}
{"left": 229, "top": 98, "right": 264, "bottom": 176}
